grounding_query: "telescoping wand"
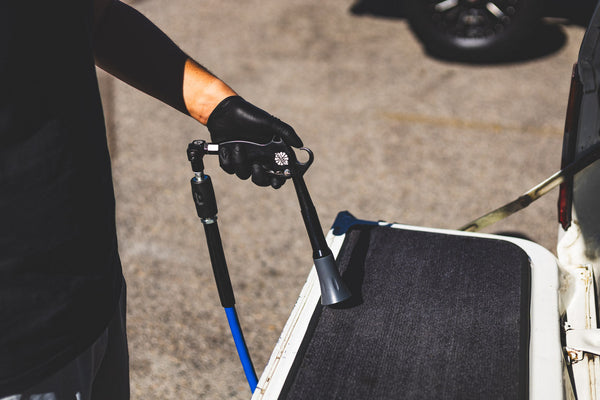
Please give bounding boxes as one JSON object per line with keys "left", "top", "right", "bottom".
{"left": 199, "top": 138, "right": 351, "bottom": 306}
{"left": 187, "top": 141, "right": 258, "bottom": 392}
{"left": 186, "top": 138, "right": 351, "bottom": 392}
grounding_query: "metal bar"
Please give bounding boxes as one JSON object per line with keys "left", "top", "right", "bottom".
{"left": 459, "top": 141, "right": 600, "bottom": 232}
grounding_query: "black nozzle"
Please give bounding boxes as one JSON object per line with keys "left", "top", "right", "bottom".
{"left": 292, "top": 176, "right": 351, "bottom": 306}
{"left": 314, "top": 253, "right": 352, "bottom": 305}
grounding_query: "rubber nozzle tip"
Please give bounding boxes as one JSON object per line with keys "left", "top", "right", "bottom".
{"left": 314, "top": 254, "right": 352, "bottom": 306}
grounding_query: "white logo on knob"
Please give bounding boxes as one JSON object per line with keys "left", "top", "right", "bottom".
{"left": 274, "top": 152, "right": 289, "bottom": 166}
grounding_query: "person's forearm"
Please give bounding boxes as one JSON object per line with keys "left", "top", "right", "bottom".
{"left": 93, "top": 0, "right": 235, "bottom": 123}
{"left": 182, "top": 59, "right": 236, "bottom": 125}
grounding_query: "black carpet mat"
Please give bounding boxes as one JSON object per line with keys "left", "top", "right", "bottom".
{"left": 280, "top": 224, "right": 530, "bottom": 400}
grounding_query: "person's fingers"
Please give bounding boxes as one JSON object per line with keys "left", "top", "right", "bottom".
{"left": 231, "top": 144, "right": 251, "bottom": 180}
{"left": 270, "top": 117, "right": 303, "bottom": 148}
{"left": 220, "top": 143, "right": 252, "bottom": 179}
{"left": 218, "top": 145, "right": 235, "bottom": 174}
{"left": 270, "top": 175, "right": 285, "bottom": 189}
{"left": 251, "top": 164, "right": 271, "bottom": 187}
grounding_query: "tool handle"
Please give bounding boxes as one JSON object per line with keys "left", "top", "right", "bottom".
{"left": 188, "top": 138, "right": 351, "bottom": 306}
{"left": 203, "top": 138, "right": 314, "bottom": 178}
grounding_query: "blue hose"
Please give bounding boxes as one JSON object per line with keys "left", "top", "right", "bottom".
{"left": 225, "top": 307, "right": 258, "bottom": 392}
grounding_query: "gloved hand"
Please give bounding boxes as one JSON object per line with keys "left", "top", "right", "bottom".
{"left": 207, "top": 96, "right": 302, "bottom": 188}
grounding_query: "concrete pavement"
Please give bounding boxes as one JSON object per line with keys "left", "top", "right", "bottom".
{"left": 98, "top": 1, "right": 586, "bottom": 398}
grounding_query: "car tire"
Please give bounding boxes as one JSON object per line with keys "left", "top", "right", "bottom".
{"left": 404, "top": 0, "right": 543, "bottom": 62}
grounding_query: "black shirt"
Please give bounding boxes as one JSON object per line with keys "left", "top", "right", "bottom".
{"left": 0, "top": 0, "right": 123, "bottom": 394}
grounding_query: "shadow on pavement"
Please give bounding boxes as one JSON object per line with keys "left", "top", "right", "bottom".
{"left": 349, "top": 0, "right": 594, "bottom": 64}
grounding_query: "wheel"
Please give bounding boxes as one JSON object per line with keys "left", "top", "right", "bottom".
{"left": 404, "top": 0, "right": 543, "bottom": 61}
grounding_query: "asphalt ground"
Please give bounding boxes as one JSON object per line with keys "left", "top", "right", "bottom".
{"left": 97, "top": 1, "right": 587, "bottom": 398}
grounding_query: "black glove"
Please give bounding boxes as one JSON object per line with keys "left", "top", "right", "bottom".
{"left": 207, "top": 96, "right": 302, "bottom": 188}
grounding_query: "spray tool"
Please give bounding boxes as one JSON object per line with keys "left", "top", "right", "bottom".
{"left": 186, "top": 137, "right": 351, "bottom": 392}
